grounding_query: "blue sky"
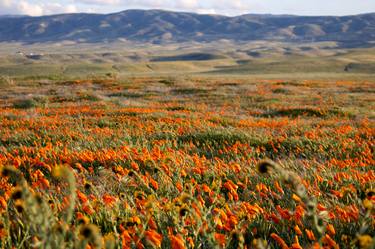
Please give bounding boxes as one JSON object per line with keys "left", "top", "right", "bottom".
{"left": 0, "top": 0, "right": 375, "bottom": 16}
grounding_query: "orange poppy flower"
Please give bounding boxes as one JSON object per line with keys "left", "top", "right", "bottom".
{"left": 312, "top": 242, "right": 322, "bottom": 249}
{"left": 148, "top": 217, "right": 158, "bottom": 230}
{"left": 270, "top": 233, "right": 288, "bottom": 249}
{"left": 305, "top": 229, "right": 316, "bottom": 241}
{"left": 131, "top": 162, "right": 139, "bottom": 171}
{"left": 0, "top": 197, "right": 7, "bottom": 209}
{"left": 82, "top": 205, "right": 95, "bottom": 215}
{"left": 276, "top": 205, "right": 291, "bottom": 220}
{"left": 144, "top": 230, "right": 163, "bottom": 248}
{"left": 38, "top": 177, "right": 50, "bottom": 189}
{"left": 176, "top": 182, "right": 183, "bottom": 192}
{"left": 274, "top": 181, "right": 284, "bottom": 195}
{"left": 292, "top": 194, "right": 301, "bottom": 203}
{"left": 214, "top": 233, "right": 226, "bottom": 247}
{"left": 149, "top": 178, "right": 159, "bottom": 190}
{"left": 202, "top": 184, "right": 211, "bottom": 193}
{"left": 326, "top": 224, "right": 336, "bottom": 236}
{"left": 294, "top": 225, "right": 302, "bottom": 236}
{"left": 77, "top": 190, "right": 89, "bottom": 204}
{"left": 170, "top": 234, "right": 186, "bottom": 249}
{"left": 102, "top": 194, "right": 117, "bottom": 206}
{"left": 322, "top": 234, "right": 339, "bottom": 249}
{"left": 291, "top": 236, "right": 303, "bottom": 249}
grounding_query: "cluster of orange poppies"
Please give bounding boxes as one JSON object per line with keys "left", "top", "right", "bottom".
{"left": 0, "top": 78, "right": 374, "bottom": 248}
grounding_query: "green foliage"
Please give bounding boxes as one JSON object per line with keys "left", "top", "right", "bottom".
{"left": 12, "top": 98, "right": 38, "bottom": 109}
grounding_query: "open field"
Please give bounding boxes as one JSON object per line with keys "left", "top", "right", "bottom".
{"left": 0, "top": 41, "right": 375, "bottom": 81}
{"left": 0, "top": 43, "right": 374, "bottom": 248}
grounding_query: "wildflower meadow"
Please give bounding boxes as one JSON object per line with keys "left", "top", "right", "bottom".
{"left": 0, "top": 77, "right": 373, "bottom": 248}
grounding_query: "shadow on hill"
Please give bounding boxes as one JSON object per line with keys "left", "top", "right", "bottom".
{"left": 151, "top": 53, "right": 226, "bottom": 62}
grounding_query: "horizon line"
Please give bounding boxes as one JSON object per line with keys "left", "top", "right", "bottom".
{"left": 1, "top": 8, "right": 374, "bottom": 18}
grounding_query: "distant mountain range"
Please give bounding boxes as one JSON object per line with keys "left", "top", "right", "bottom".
{"left": 0, "top": 10, "right": 374, "bottom": 46}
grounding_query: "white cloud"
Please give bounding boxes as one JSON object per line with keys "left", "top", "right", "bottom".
{"left": 196, "top": 8, "right": 217, "bottom": 15}
{"left": 0, "top": 0, "right": 78, "bottom": 16}
{"left": 2, "top": 0, "right": 12, "bottom": 8}
{"left": 177, "top": 0, "right": 198, "bottom": 9}
{"left": 72, "top": 0, "right": 375, "bottom": 16}
{"left": 43, "top": 3, "right": 78, "bottom": 15}
{"left": 18, "top": 1, "right": 43, "bottom": 16}
{"left": 78, "top": 0, "right": 121, "bottom": 5}
{"left": 75, "top": 0, "right": 248, "bottom": 10}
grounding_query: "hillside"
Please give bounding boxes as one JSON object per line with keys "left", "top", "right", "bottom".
{"left": 0, "top": 10, "right": 374, "bottom": 46}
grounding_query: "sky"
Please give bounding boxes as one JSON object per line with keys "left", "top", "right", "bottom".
{"left": 0, "top": 0, "right": 375, "bottom": 17}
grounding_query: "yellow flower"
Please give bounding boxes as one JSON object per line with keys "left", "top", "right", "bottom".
{"left": 363, "top": 199, "right": 373, "bottom": 210}
{"left": 292, "top": 194, "right": 301, "bottom": 203}
{"left": 125, "top": 216, "right": 141, "bottom": 227}
{"left": 77, "top": 215, "right": 90, "bottom": 225}
{"left": 52, "top": 165, "right": 70, "bottom": 179}
{"left": 180, "top": 193, "right": 191, "bottom": 204}
{"left": 357, "top": 235, "right": 373, "bottom": 249}
{"left": 132, "top": 216, "right": 141, "bottom": 225}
